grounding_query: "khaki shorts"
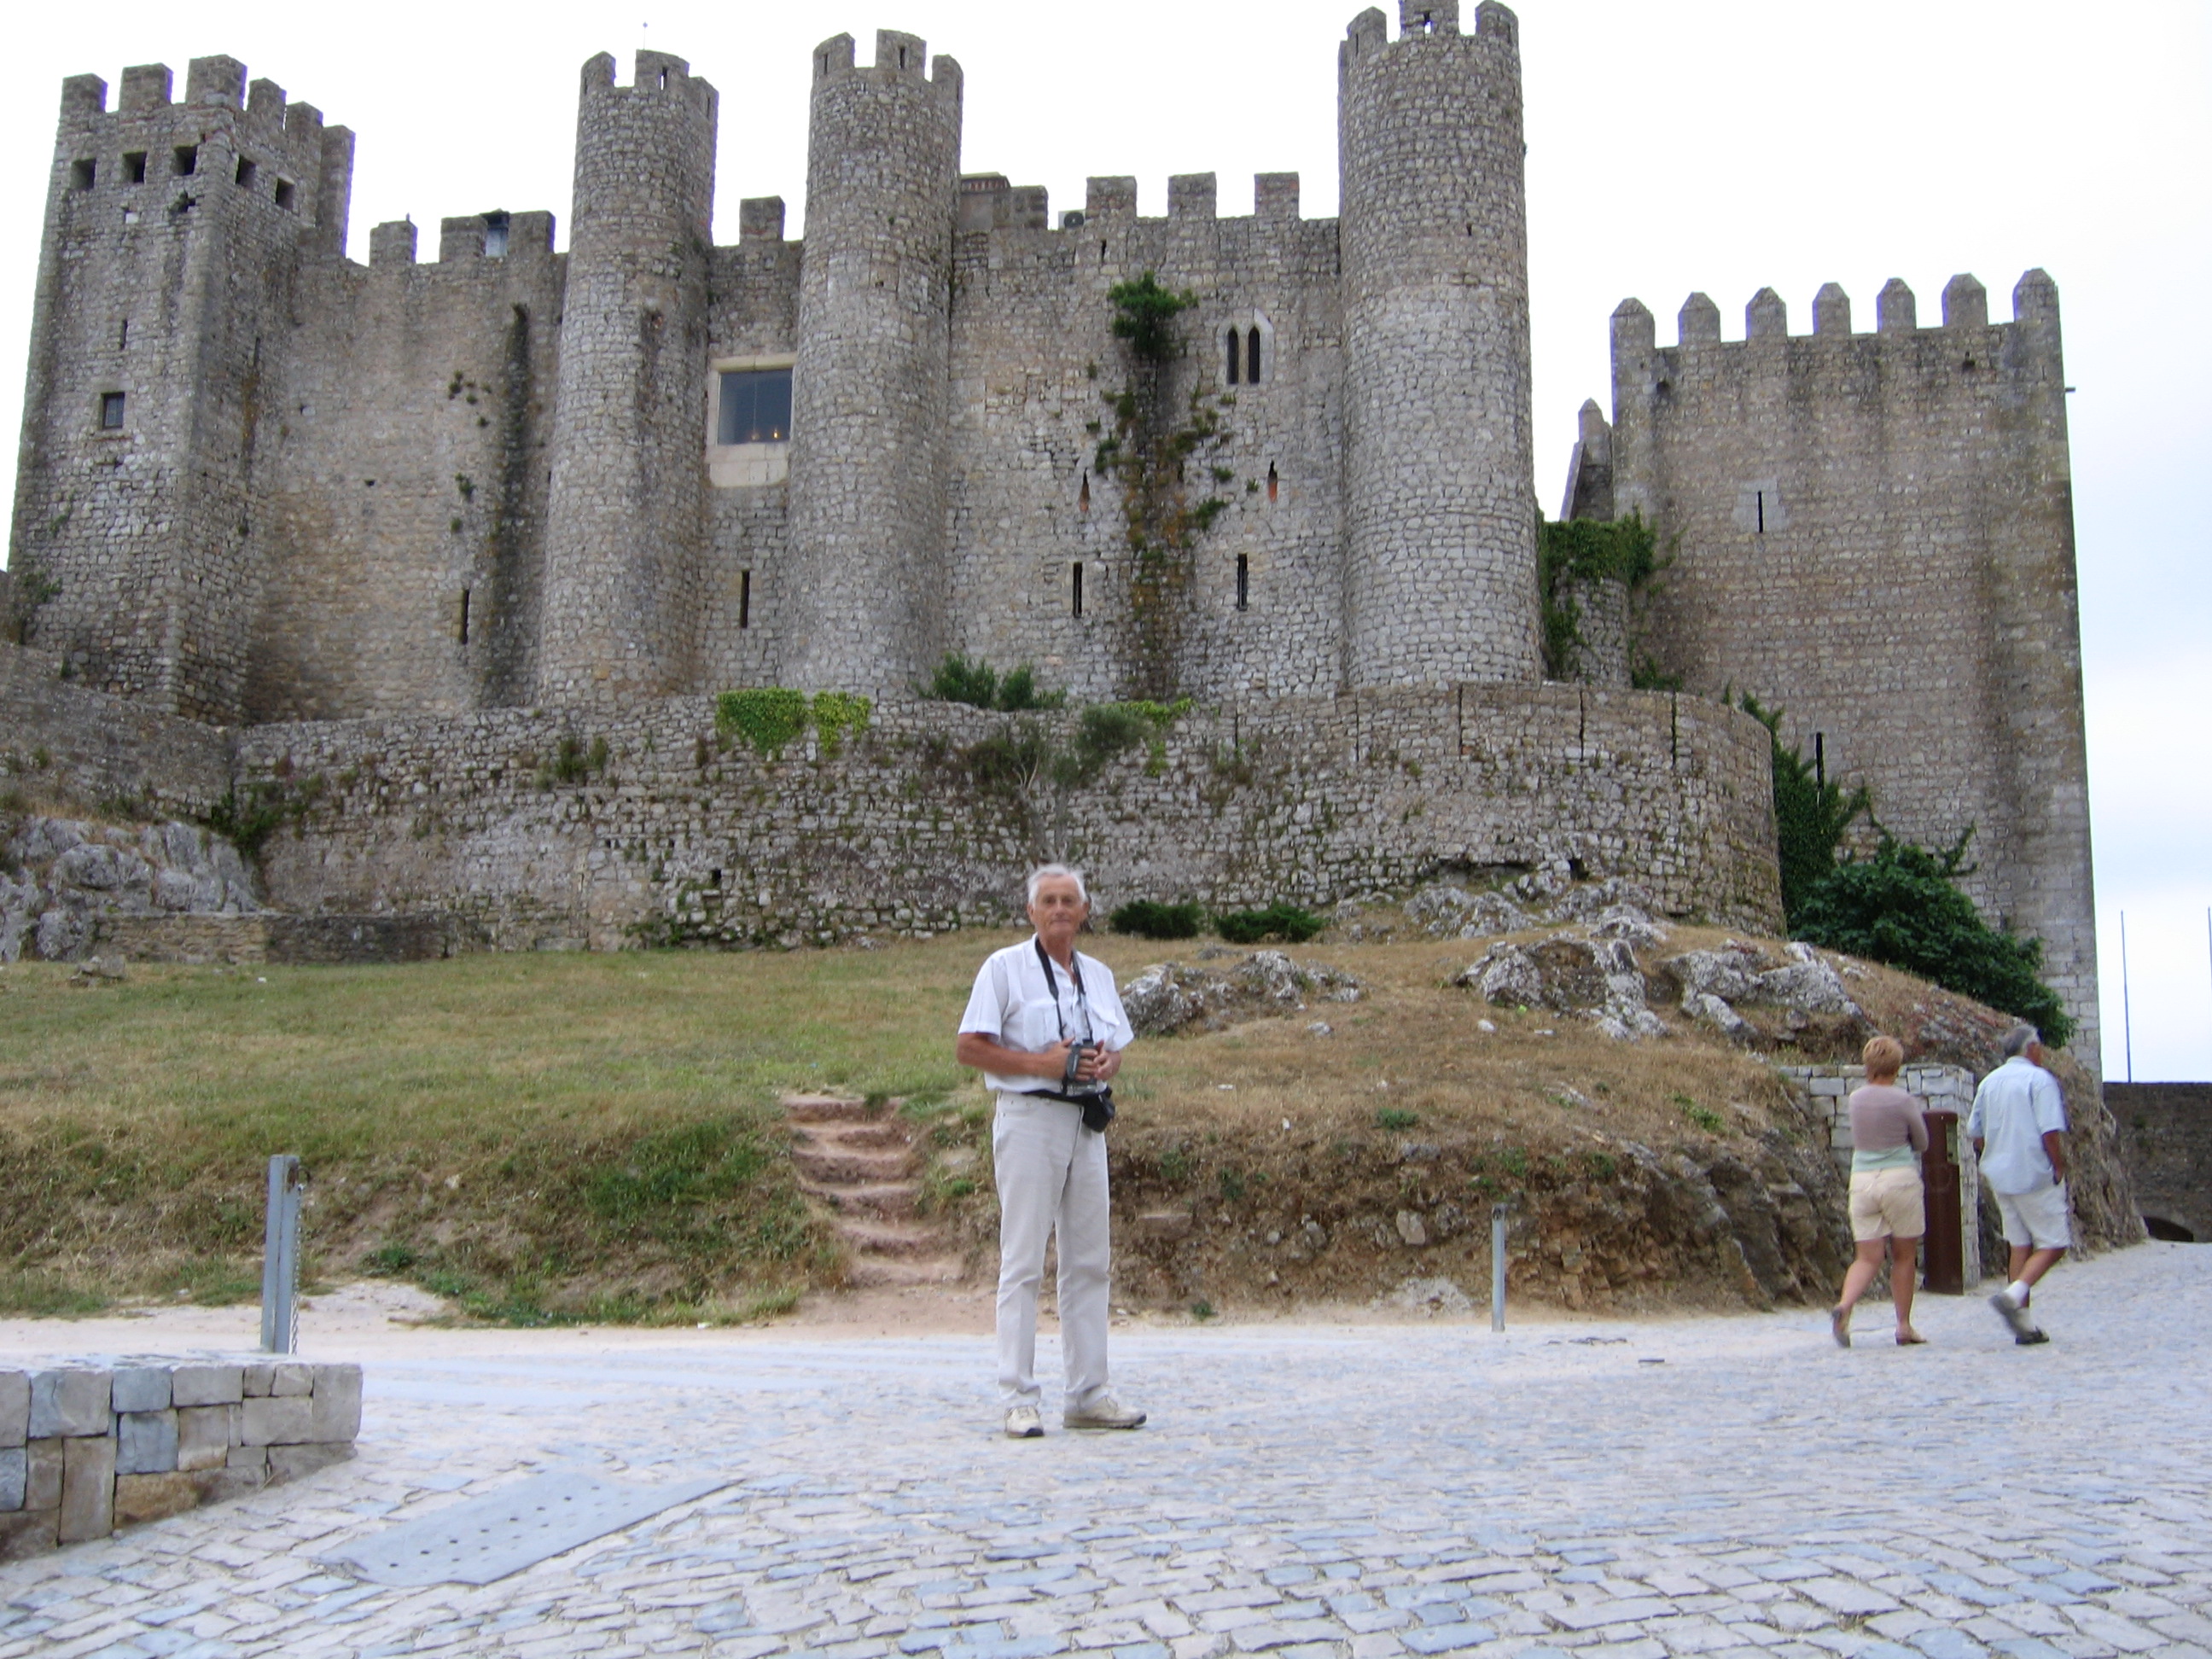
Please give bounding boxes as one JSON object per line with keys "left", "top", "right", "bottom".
{"left": 1849, "top": 1167, "right": 1925, "bottom": 1242}
{"left": 1994, "top": 1182, "right": 2072, "bottom": 1250}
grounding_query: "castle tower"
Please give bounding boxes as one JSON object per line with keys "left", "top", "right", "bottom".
{"left": 535, "top": 51, "right": 718, "bottom": 706}
{"left": 1337, "top": 1, "right": 1539, "bottom": 690}
{"left": 782, "top": 31, "right": 963, "bottom": 696}
{"left": 7, "top": 58, "right": 352, "bottom": 720}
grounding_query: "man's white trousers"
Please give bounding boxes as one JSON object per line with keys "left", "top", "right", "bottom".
{"left": 992, "top": 1091, "right": 1112, "bottom": 1408}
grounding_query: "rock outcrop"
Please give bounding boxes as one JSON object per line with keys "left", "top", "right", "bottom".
{"left": 1, "top": 817, "right": 263, "bottom": 963}
{"left": 1123, "top": 951, "right": 1364, "bottom": 1037}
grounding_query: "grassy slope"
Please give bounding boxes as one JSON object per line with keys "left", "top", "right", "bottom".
{"left": 0, "top": 926, "right": 2126, "bottom": 1322}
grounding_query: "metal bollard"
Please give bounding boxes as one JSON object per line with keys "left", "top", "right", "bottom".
{"left": 1490, "top": 1202, "right": 1509, "bottom": 1331}
{"left": 260, "top": 1155, "right": 306, "bottom": 1353}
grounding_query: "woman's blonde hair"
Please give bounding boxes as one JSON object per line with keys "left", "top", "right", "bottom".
{"left": 1861, "top": 1034, "right": 1905, "bottom": 1080}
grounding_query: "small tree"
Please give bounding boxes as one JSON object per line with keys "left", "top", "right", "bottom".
{"left": 1738, "top": 691, "right": 1871, "bottom": 926}
{"left": 1795, "top": 832, "right": 2074, "bottom": 1047}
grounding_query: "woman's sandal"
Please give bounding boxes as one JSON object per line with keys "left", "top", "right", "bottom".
{"left": 1831, "top": 1307, "right": 1851, "bottom": 1349}
{"left": 1896, "top": 1329, "right": 1928, "bottom": 1346}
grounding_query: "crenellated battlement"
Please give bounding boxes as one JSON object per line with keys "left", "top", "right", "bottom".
{"left": 809, "top": 29, "right": 962, "bottom": 108}
{"left": 1611, "top": 272, "right": 2064, "bottom": 385}
{"left": 575, "top": 49, "right": 719, "bottom": 119}
{"left": 1341, "top": 0, "right": 1517, "bottom": 70}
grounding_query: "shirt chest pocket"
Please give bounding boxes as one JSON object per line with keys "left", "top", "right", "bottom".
{"left": 1010, "top": 994, "right": 1072, "bottom": 1053}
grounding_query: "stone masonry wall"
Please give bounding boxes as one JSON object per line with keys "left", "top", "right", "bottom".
{"left": 1338, "top": 1, "right": 1540, "bottom": 689}
{"left": 2107, "top": 1082, "right": 2212, "bottom": 1243}
{"left": 1608, "top": 271, "right": 2099, "bottom": 1072}
{"left": 233, "top": 684, "right": 1779, "bottom": 951}
{"left": 10, "top": 58, "right": 352, "bottom": 722}
{"left": 0, "top": 1358, "right": 359, "bottom": 1563}
{"left": 0, "top": 643, "right": 232, "bottom": 818}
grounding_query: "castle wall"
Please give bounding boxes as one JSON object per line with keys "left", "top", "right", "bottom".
{"left": 1608, "top": 272, "right": 2098, "bottom": 1068}
{"left": 944, "top": 189, "right": 1348, "bottom": 703}
{"left": 9, "top": 60, "right": 351, "bottom": 722}
{"left": 696, "top": 221, "right": 801, "bottom": 690}
{"left": 1338, "top": 0, "right": 1540, "bottom": 689}
{"left": 0, "top": 643, "right": 233, "bottom": 818}
{"left": 230, "top": 684, "right": 1779, "bottom": 950}
{"left": 2107, "top": 1083, "right": 2212, "bottom": 1243}
{"left": 535, "top": 52, "right": 719, "bottom": 707}
{"left": 250, "top": 218, "right": 564, "bottom": 720}
{"left": 781, "top": 32, "right": 963, "bottom": 697}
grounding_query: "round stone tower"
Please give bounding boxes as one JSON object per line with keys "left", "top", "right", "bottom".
{"left": 782, "top": 31, "right": 963, "bottom": 696}
{"left": 536, "top": 50, "right": 718, "bottom": 707}
{"left": 1338, "top": 0, "right": 1539, "bottom": 688}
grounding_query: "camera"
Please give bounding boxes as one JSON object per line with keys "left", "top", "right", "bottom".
{"left": 1062, "top": 1041, "right": 1098, "bottom": 1090}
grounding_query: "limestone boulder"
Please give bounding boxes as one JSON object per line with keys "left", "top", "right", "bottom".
{"left": 1123, "top": 952, "right": 1363, "bottom": 1037}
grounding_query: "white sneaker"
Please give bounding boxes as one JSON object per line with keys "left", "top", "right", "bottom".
{"left": 1988, "top": 1289, "right": 2035, "bottom": 1341}
{"left": 1063, "top": 1394, "right": 1146, "bottom": 1430}
{"left": 1004, "top": 1404, "right": 1044, "bottom": 1439}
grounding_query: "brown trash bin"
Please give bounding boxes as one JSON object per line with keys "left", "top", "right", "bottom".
{"left": 1921, "top": 1109, "right": 1965, "bottom": 1295}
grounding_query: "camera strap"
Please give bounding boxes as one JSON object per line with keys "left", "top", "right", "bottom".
{"left": 1033, "top": 938, "right": 1094, "bottom": 1048}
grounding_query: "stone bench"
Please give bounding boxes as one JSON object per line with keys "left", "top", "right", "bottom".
{"left": 0, "top": 1357, "right": 361, "bottom": 1561}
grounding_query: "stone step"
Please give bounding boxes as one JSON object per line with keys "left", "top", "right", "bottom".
{"left": 792, "top": 1145, "right": 913, "bottom": 1184}
{"left": 847, "top": 1253, "right": 967, "bottom": 1289}
{"left": 781, "top": 1094, "right": 873, "bottom": 1122}
{"left": 836, "top": 1220, "right": 947, "bottom": 1258}
{"left": 798, "top": 1120, "right": 911, "bottom": 1152}
{"left": 801, "top": 1179, "right": 920, "bottom": 1217}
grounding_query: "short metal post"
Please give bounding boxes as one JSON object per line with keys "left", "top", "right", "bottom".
{"left": 260, "top": 1155, "right": 306, "bottom": 1353}
{"left": 1490, "top": 1202, "right": 1509, "bottom": 1332}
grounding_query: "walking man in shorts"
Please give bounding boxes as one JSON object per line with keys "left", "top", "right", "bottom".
{"left": 1967, "top": 1024, "right": 2069, "bottom": 1346}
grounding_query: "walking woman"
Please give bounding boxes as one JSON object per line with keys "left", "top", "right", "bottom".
{"left": 1831, "top": 1034, "right": 1930, "bottom": 1348}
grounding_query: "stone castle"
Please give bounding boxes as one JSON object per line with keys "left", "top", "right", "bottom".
{"left": 0, "top": 2, "right": 2099, "bottom": 1063}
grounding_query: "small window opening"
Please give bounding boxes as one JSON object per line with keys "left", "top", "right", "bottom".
{"left": 70, "top": 159, "right": 96, "bottom": 191}
{"left": 482, "top": 212, "right": 509, "bottom": 258}
{"left": 172, "top": 145, "right": 197, "bottom": 177}
{"left": 1813, "top": 732, "right": 1825, "bottom": 791}
{"left": 897, "top": 45, "right": 908, "bottom": 68}
{"left": 658, "top": 67, "right": 669, "bottom": 89}
{"left": 1266, "top": 462, "right": 1278, "bottom": 503}
{"left": 738, "top": 569, "right": 752, "bottom": 629}
{"left": 1071, "top": 562, "right": 1085, "bottom": 618}
{"left": 710, "top": 868, "right": 722, "bottom": 888}
{"left": 1755, "top": 490, "right": 1765, "bottom": 534}
{"left": 273, "top": 178, "right": 295, "bottom": 212}
{"left": 118, "top": 318, "right": 129, "bottom": 351}
{"left": 1099, "top": 240, "right": 1108, "bottom": 265}
{"left": 1078, "top": 470, "right": 1090, "bottom": 513}
{"left": 457, "top": 588, "right": 472, "bottom": 644}
{"left": 818, "top": 52, "right": 830, "bottom": 77}
{"left": 123, "top": 152, "right": 147, "bottom": 184}
{"left": 235, "top": 156, "right": 256, "bottom": 190}
{"left": 718, "top": 368, "right": 793, "bottom": 444}
{"left": 1235, "top": 553, "right": 1249, "bottom": 612}
{"left": 99, "top": 392, "right": 125, "bottom": 430}
{"left": 1247, "top": 326, "right": 1262, "bottom": 384}
{"left": 1225, "top": 328, "right": 1241, "bottom": 386}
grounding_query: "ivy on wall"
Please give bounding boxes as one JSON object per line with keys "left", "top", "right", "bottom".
{"left": 714, "top": 690, "right": 873, "bottom": 760}
{"left": 1091, "top": 272, "right": 1234, "bottom": 701}
{"left": 1535, "top": 513, "right": 1668, "bottom": 685}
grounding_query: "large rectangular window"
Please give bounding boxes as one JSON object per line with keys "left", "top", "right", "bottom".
{"left": 718, "top": 368, "right": 791, "bottom": 445}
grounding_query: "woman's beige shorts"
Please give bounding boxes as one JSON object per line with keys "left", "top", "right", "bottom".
{"left": 1849, "top": 1167, "right": 1925, "bottom": 1241}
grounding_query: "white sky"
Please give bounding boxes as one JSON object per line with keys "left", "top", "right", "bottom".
{"left": 3, "top": 1, "right": 2206, "bottom": 1080}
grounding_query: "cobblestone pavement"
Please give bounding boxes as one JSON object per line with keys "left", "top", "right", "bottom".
{"left": 3, "top": 1243, "right": 2207, "bottom": 1659}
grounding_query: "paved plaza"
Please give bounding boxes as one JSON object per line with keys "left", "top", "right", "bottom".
{"left": 2, "top": 1243, "right": 2207, "bottom": 1659}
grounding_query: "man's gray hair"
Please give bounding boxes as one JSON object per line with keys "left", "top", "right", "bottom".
{"left": 1026, "top": 863, "right": 1089, "bottom": 907}
{"left": 2002, "top": 1023, "right": 2042, "bottom": 1058}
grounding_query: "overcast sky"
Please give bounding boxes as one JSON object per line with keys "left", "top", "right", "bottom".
{"left": 3, "top": 2, "right": 2205, "bottom": 1079}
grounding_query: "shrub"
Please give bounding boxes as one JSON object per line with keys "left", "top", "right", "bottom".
{"left": 1738, "top": 691, "right": 1871, "bottom": 926}
{"left": 1109, "top": 899, "right": 1205, "bottom": 940}
{"left": 1216, "top": 903, "right": 1324, "bottom": 945}
{"left": 923, "top": 653, "right": 1063, "bottom": 712}
{"left": 1794, "top": 832, "right": 2073, "bottom": 1047}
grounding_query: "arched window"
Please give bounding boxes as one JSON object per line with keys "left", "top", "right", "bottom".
{"left": 1225, "top": 328, "right": 1241, "bottom": 386}
{"left": 1247, "top": 326, "right": 1262, "bottom": 385}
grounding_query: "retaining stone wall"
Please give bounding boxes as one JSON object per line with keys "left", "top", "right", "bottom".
{"left": 235, "top": 683, "right": 1779, "bottom": 950}
{"left": 1777, "top": 1062, "right": 1982, "bottom": 1286}
{"left": 0, "top": 1358, "right": 359, "bottom": 1562}
{"left": 0, "top": 643, "right": 233, "bottom": 818}
{"left": 2107, "top": 1082, "right": 2212, "bottom": 1243}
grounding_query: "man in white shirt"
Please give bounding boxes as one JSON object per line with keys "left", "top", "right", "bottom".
{"left": 1966, "top": 1023, "right": 2070, "bottom": 1346}
{"left": 956, "top": 864, "right": 1145, "bottom": 1439}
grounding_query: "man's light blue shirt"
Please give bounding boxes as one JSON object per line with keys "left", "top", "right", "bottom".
{"left": 1966, "top": 1055, "right": 2067, "bottom": 1196}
